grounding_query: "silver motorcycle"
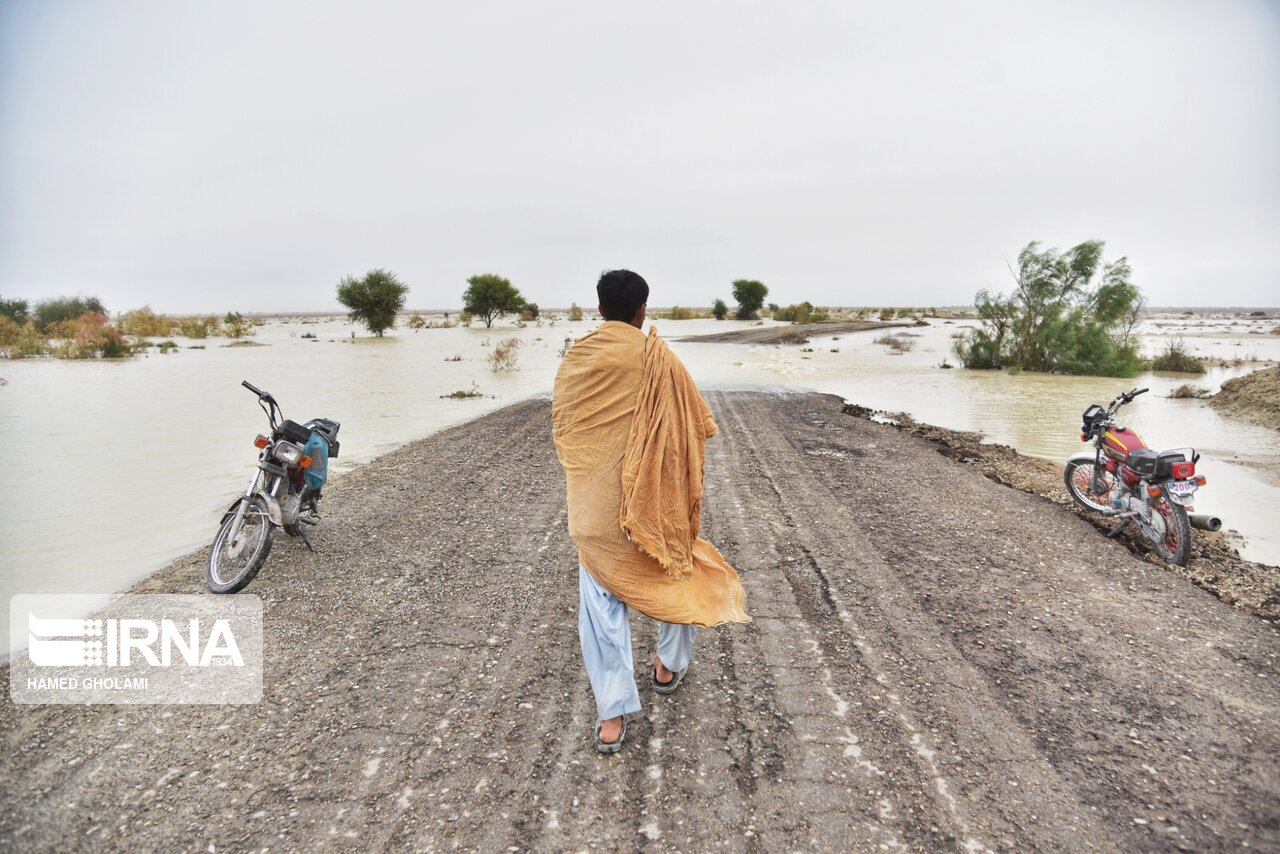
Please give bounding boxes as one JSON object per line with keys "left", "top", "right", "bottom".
{"left": 206, "top": 380, "right": 340, "bottom": 593}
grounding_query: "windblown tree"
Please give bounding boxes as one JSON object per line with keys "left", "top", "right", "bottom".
{"left": 954, "top": 240, "right": 1144, "bottom": 377}
{"left": 462, "top": 274, "right": 525, "bottom": 328}
{"left": 731, "top": 279, "right": 769, "bottom": 320}
{"left": 336, "top": 269, "right": 409, "bottom": 336}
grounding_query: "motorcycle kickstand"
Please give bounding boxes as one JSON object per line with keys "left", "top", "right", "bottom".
{"left": 298, "top": 525, "right": 315, "bottom": 553}
{"left": 1107, "top": 517, "right": 1131, "bottom": 539}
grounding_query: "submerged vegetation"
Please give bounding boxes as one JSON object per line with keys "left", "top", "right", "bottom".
{"left": 0, "top": 316, "right": 48, "bottom": 358}
{"left": 222, "top": 312, "right": 254, "bottom": 339}
{"left": 953, "top": 240, "right": 1144, "bottom": 377}
{"left": 48, "top": 311, "right": 131, "bottom": 359}
{"left": 337, "top": 269, "right": 409, "bottom": 337}
{"left": 441, "top": 383, "right": 483, "bottom": 399}
{"left": 0, "top": 291, "right": 265, "bottom": 359}
{"left": 1150, "top": 338, "right": 1206, "bottom": 374}
{"left": 486, "top": 337, "right": 521, "bottom": 372}
{"left": 119, "top": 306, "right": 173, "bottom": 337}
{"left": 731, "top": 279, "right": 768, "bottom": 320}
{"left": 1, "top": 294, "right": 124, "bottom": 359}
{"left": 463, "top": 274, "right": 525, "bottom": 328}
{"left": 772, "top": 301, "right": 831, "bottom": 324}
{"left": 178, "top": 316, "right": 222, "bottom": 338}
{"left": 33, "top": 295, "right": 107, "bottom": 331}
{"left": 1168, "top": 384, "right": 1210, "bottom": 399}
{"left": 875, "top": 334, "right": 915, "bottom": 353}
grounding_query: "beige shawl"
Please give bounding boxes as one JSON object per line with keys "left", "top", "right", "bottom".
{"left": 551, "top": 321, "right": 749, "bottom": 627}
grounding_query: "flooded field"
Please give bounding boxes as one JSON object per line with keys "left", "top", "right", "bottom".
{"left": 1, "top": 310, "right": 1277, "bottom": 654}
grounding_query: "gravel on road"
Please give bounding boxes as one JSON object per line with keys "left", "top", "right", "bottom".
{"left": 2, "top": 392, "right": 1276, "bottom": 852}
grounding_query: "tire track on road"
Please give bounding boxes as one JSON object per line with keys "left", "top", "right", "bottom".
{"left": 704, "top": 392, "right": 1116, "bottom": 852}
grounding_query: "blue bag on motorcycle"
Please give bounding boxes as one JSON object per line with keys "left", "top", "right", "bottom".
{"left": 303, "top": 432, "right": 330, "bottom": 488}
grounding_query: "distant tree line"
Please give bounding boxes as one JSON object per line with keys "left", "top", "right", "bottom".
{"left": 0, "top": 292, "right": 259, "bottom": 359}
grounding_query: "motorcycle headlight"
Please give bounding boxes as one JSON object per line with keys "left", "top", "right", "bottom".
{"left": 273, "top": 441, "right": 304, "bottom": 465}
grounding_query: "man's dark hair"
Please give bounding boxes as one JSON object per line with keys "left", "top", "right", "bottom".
{"left": 596, "top": 269, "right": 649, "bottom": 322}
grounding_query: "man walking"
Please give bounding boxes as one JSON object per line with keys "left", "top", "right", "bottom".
{"left": 551, "top": 270, "right": 749, "bottom": 753}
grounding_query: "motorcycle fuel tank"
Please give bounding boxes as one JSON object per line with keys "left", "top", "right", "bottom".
{"left": 1102, "top": 426, "right": 1147, "bottom": 460}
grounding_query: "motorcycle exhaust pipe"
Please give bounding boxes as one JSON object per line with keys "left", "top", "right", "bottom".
{"left": 1189, "top": 513, "right": 1222, "bottom": 532}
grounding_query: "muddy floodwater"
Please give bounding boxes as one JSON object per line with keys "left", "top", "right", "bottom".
{"left": 2, "top": 311, "right": 1277, "bottom": 654}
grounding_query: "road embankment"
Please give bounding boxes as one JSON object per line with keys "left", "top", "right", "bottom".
{"left": 1211, "top": 365, "right": 1280, "bottom": 431}
{"left": 840, "top": 401, "right": 1280, "bottom": 622}
{"left": 675, "top": 319, "right": 914, "bottom": 345}
{"left": 2, "top": 393, "right": 1276, "bottom": 852}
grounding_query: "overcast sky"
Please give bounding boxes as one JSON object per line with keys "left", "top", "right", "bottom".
{"left": 1, "top": 1, "right": 1277, "bottom": 313}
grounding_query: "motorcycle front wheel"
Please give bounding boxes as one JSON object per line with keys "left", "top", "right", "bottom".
{"left": 207, "top": 495, "right": 274, "bottom": 593}
{"left": 1064, "top": 459, "right": 1116, "bottom": 514}
{"left": 1150, "top": 495, "right": 1192, "bottom": 567}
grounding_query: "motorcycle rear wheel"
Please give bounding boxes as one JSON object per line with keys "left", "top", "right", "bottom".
{"left": 1064, "top": 459, "right": 1116, "bottom": 514}
{"left": 1150, "top": 495, "right": 1192, "bottom": 567}
{"left": 207, "top": 496, "right": 273, "bottom": 593}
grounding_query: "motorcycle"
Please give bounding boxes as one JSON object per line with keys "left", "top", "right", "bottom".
{"left": 1063, "top": 386, "right": 1219, "bottom": 566}
{"left": 206, "top": 380, "right": 341, "bottom": 593}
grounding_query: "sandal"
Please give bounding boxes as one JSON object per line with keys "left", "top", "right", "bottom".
{"left": 651, "top": 659, "right": 689, "bottom": 695}
{"left": 595, "top": 718, "right": 626, "bottom": 754}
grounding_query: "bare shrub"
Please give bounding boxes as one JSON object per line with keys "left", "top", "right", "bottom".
{"left": 1168, "top": 384, "right": 1210, "bottom": 399}
{"left": 875, "top": 334, "right": 915, "bottom": 353}
{"left": 487, "top": 337, "right": 522, "bottom": 372}
{"left": 1151, "top": 338, "right": 1205, "bottom": 374}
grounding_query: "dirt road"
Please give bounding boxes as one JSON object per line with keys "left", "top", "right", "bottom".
{"left": 2, "top": 393, "right": 1277, "bottom": 852}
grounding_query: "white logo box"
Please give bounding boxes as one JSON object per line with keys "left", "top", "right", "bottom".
{"left": 10, "top": 594, "right": 263, "bottom": 705}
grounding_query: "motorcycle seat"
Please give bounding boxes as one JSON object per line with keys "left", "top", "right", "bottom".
{"left": 1125, "top": 448, "right": 1159, "bottom": 477}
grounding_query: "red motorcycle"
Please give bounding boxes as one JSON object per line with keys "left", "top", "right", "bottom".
{"left": 1064, "top": 387, "right": 1219, "bottom": 566}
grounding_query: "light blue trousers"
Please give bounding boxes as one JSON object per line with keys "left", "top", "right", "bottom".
{"left": 578, "top": 565, "right": 697, "bottom": 721}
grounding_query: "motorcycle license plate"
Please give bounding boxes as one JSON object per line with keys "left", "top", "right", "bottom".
{"left": 1168, "top": 481, "right": 1197, "bottom": 496}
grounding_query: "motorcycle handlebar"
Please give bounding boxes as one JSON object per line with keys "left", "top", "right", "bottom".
{"left": 243, "top": 380, "right": 282, "bottom": 429}
{"left": 242, "top": 380, "right": 274, "bottom": 402}
{"left": 1112, "top": 387, "right": 1150, "bottom": 407}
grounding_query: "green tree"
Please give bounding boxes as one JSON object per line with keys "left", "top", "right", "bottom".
{"left": 0, "top": 296, "right": 29, "bottom": 325}
{"left": 336, "top": 269, "right": 409, "bottom": 337}
{"left": 34, "top": 295, "right": 106, "bottom": 331}
{"left": 463, "top": 274, "right": 524, "bottom": 328}
{"left": 712, "top": 298, "right": 728, "bottom": 320}
{"left": 954, "top": 240, "right": 1144, "bottom": 377}
{"left": 731, "top": 279, "right": 768, "bottom": 320}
